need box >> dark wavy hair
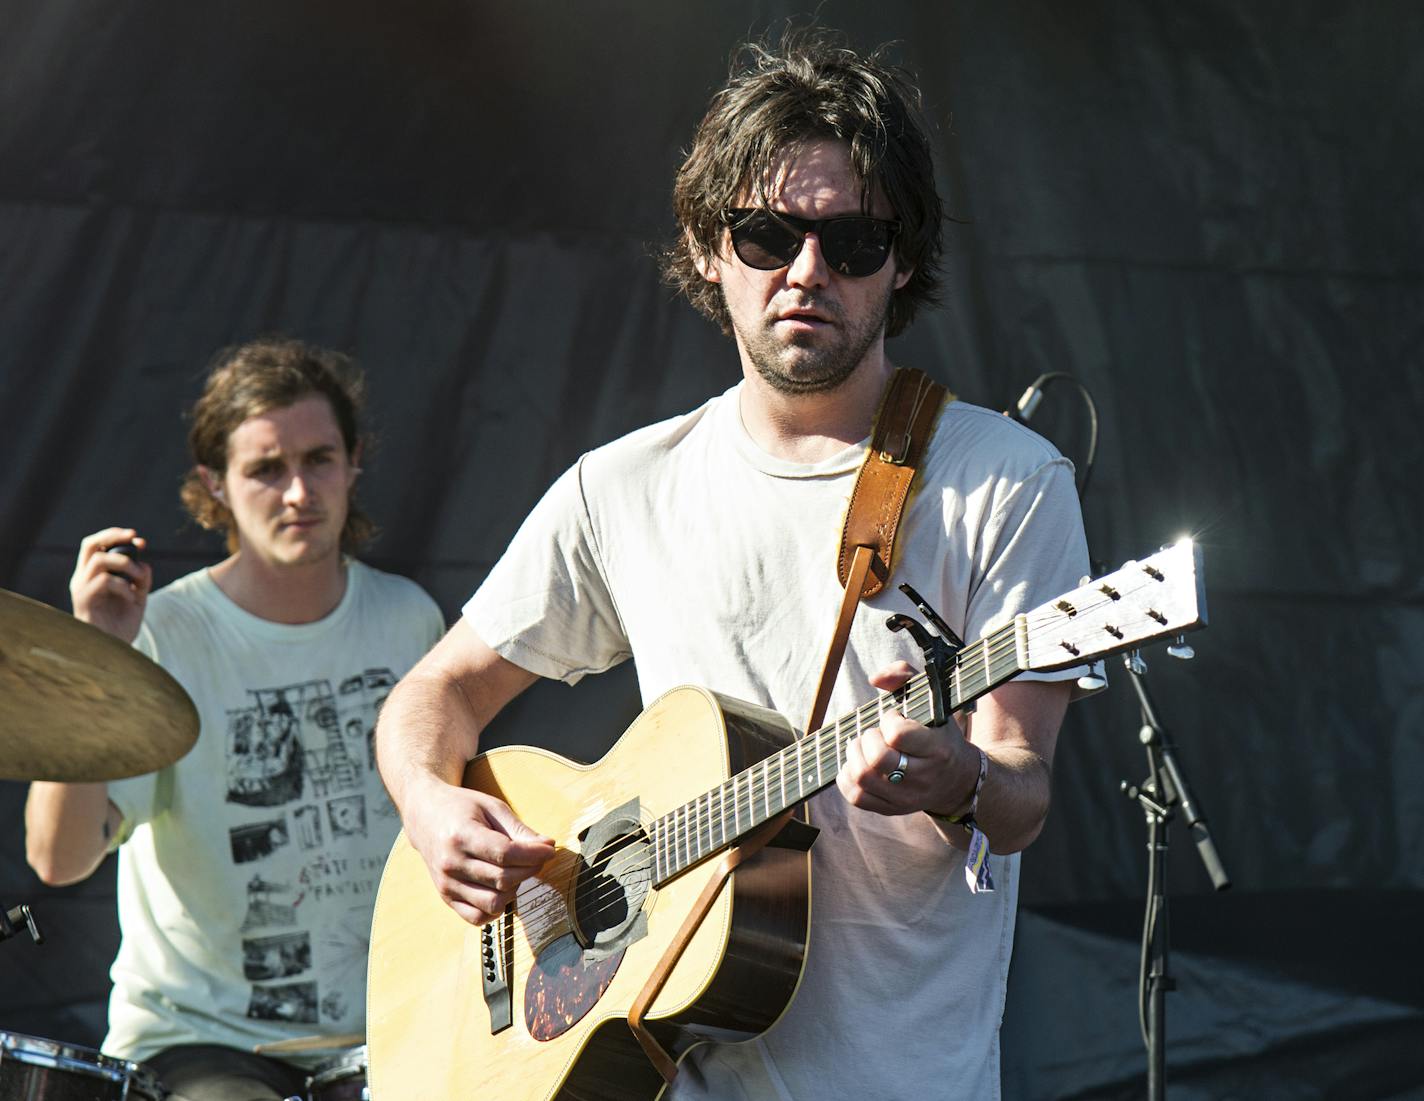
[663,28,943,338]
[180,337,375,554]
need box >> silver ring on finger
[887,751,909,785]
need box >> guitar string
[508,580,1150,936]
[509,657,1143,949]
[515,615,1022,908]
[514,623,1010,897]
[521,576,1188,951]
[506,677,948,943]
[511,650,1019,937]
[505,663,1007,955]
[511,601,1107,938]
[481,683,946,967]
[500,571,1179,938]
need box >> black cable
[1007,371,1100,501]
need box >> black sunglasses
[724,208,901,277]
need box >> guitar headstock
[1024,539,1207,672]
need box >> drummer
[24,338,444,1100]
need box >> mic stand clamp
[1,903,44,947]
[1119,648,1230,1101]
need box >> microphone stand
[1008,369,1230,1098]
[1120,648,1230,1101]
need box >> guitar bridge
[481,906,513,1034]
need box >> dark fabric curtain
[2,3,1421,1096]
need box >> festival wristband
[926,747,994,893]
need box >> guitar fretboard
[648,616,1028,885]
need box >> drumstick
[253,1032,364,1055]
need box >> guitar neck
[650,619,1026,885]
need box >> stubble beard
[734,284,896,397]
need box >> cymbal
[254,1032,364,1055]
[0,589,198,782]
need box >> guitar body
[367,686,813,1101]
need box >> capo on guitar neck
[896,582,964,651]
[886,583,961,727]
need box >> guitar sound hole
[572,823,652,954]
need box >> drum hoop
[0,1031,163,1093]
[308,1044,367,1087]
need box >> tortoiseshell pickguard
[524,933,625,1041]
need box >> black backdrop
[2,3,1421,1098]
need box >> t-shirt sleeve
[463,459,631,685]
[965,456,1097,687]
[105,620,168,844]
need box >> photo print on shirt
[224,669,398,808]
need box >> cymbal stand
[1120,647,1230,1100]
[1,903,44,948]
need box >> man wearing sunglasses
[379,28,1090,1100]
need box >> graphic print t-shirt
[104,562,444,1065]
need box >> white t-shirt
[464,383,1091,1101]
[105,560,444,1066]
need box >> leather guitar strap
[627,367,948,1082]
[806,366,950,734]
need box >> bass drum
[306,1045,368,1101]
[0,1031,167,1099]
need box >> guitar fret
[644,544,1200,888]
[669,809,678,876]
[691,792,703,866]
[659,814,669,880]
[706,789,716,861]
[682,794,695,869]
[716,783,727,849]
[658,667,987,883]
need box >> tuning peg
[1123,650,1148,676]
[1166,634,1195,660]
[1076,659,1108,692]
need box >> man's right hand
[402,778,555,927]
[71,527,152,643]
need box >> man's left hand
[835,660,977,818]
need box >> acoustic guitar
[367,539,1206,1100]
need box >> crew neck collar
[720,382,868,480]
[195,560,360,640]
